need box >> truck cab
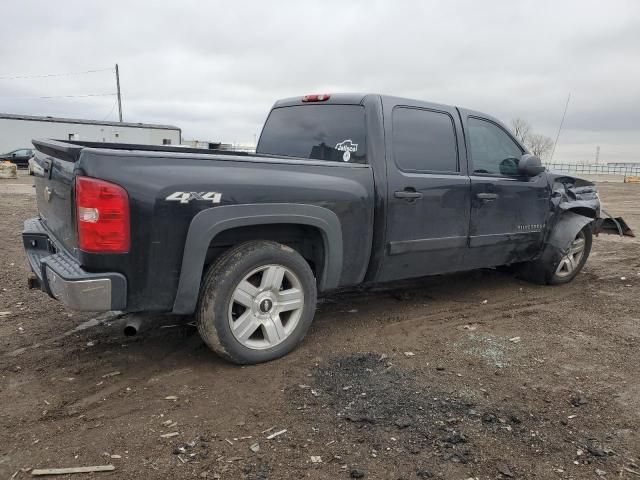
[257,94,552,283]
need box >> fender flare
[515,211,594,284]
[171,203,343,314]
[547,211,593,253]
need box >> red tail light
[76,176,130,253]
[302,93,330,102]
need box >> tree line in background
[510,118,554,160]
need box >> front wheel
[515,225,592,285]
[548,226,592,284]
[196,240,317,364]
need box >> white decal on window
[335,139,358,154]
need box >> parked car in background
[0,148,35,167]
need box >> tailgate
[31,139,83,255]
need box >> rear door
[378,99,471,282]
[460,112,549,268]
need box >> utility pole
[115,64,123,122]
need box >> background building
[182,139,256,152]
[182,139,222,150]
[0,113,181,153]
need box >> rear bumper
[22,218,127,311]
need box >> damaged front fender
[547,175,599,253]
[546,172,635,249]
[547,211,593,253]
[515,173,632,284]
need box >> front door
[379,102,471,282]
[461,113,549,269]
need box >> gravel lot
[1,172,638,479]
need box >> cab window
[392,107,458,173]
[257,105,367,164]
[468,117,523,175]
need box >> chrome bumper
[22,218,127,311]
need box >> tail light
[75,176,130,253]
[302,94,330,102]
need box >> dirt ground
[1,173,638,480]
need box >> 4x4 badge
[166,191,222,204]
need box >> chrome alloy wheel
[228,264,305,350]
[555,231,586,278]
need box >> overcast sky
[1,0,639,163]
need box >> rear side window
[257,105,367,163]
[392,107,458,173]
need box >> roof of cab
[271,93,506,131]
[273,93,461,114]
[273,93,369,107]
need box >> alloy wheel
[227,264,305,350]
[555,231,586,278]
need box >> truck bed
[34,139,254,159]
[30,139,376,312]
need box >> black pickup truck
[24,93,609,364]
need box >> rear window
[256,105,367,164]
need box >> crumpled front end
[548,175,633,241]
[550,176,599,214]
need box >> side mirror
[518,154,545,177]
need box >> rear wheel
[196,240,317,364]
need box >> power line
[0,67,114,80]
[0,93,117,99]
[101,98,119,121]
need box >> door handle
[476,192,499,201]
[394,189,423,200]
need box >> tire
[516,225,592,285]
[196,240,317,364]
[548,226,592,284]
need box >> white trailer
[0,113,181,153]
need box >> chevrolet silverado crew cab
[24,93,606,364]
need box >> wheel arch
[172,203,343,314]
[547,211,594,252]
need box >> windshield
[257,105,367,164]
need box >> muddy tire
[196,240,317,364]
[516,225,592,285]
